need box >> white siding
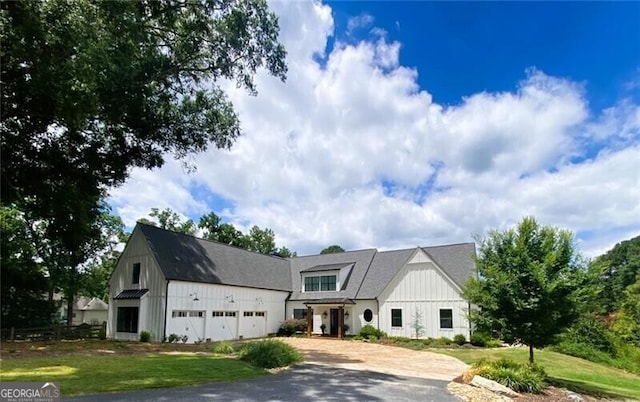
[166,281,288,343]
[350,300,378,335]
[108,228,167,341]
[378,254,470,339]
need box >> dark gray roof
[137,224,291,292]
[301,262,354,273]
[356,243,476,299]
[288,249,377,301]
[423,243,476,289]
[114,289,149,299]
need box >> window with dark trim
[132,263,141,284]
[363,309,373,322]
[293,308,307,319]
[391,309,402,327]
[440,309,453,329]
[304,275,337,292]
[117,307,139,333]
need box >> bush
[239,339,303,368]
[98,325,107,340]
[559,316,616,354]
[433,336,453,346]
[472,358,546,393]
[470,331,491,347]
[167,333,180,343]
[213,340,235,354]
[453,334,466,345]
[485,339,503,348]
[139,330,152,342]
[359,324,386,339]
[278,319,307,336]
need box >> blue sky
[110,1,640,257]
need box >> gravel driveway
[280,337,469,381]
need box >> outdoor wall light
[344,311,349,318]
[190,292,199,302]
[322,311,328,318]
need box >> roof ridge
[293,248,378,258]
[138,222,290,261]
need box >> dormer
[300,262,354,292]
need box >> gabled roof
[422,243,476,289]
[355,243,476,299]
[288,249,377,301]
[82,297,109,310]
[137,223,291,292]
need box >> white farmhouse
[108,223,475,342]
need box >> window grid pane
[440,309,453,329]
[391,309,402,327]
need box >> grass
[0,353,266,396]
[435,347,640,400]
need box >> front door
[330,309,339,336]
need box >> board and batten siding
[108,227,167,341]
[166,281,289,343]
[378,250,471,339]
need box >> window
[304,275,337,292]
[212,311,224,317]
[172,310,204,318]
[255,311,266,317]
[117,307,139,333]
[391,309,402,327]
[320,275,336,291]
[225,311,236,317]
[363,309,373,322]
[440,309,453,329]
[132,263,140,284]
[244,311,254,317]
[293,308,308,319]
[189,311,204,318]
[172,311,188,318]
[304,276,320,292]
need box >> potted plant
[320,323,326,335]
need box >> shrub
[278,319,307,336]
[486,339,503,348]
[470,331,491,347]
[559,315,616,355]
[239,339,303,368]
[472,358,546,393]
[359,324,386,339]
[167,333,180,343]
[433,336,453,346]
[139,330,152,342]
[98,326,107,340]
[213,340,235,354]
[453,334,466,345]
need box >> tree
[589,235,640,313]
[411,309,425,339]
[247,226,276,254]
[463,217,584,363]
[146,208,197,235]
[0,205,58,328]
[320,245,345,254]
[611,275,640,345]
[1,0,287,314]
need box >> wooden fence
[1,322,106,342]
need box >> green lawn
[435,347,640,400]
[0,353,266,396]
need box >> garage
[241,311,267,339]
[209,311,238,341]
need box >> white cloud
[347,13,374,35]
[109,1,640,258]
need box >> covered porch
[303,298,355,339]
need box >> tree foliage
[589,235,640,313]
[1,0,286,325]
[320,245,345,254]
[463,217,584,363]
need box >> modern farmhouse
[108,223,476,343]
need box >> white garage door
[209,311,238,341]
[241,311,267,339]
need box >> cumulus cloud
[109,1,640,258]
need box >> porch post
[306,306,312,337]
[338,305,344,339]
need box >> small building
[108,223,475,342]
[59,296,109,325]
